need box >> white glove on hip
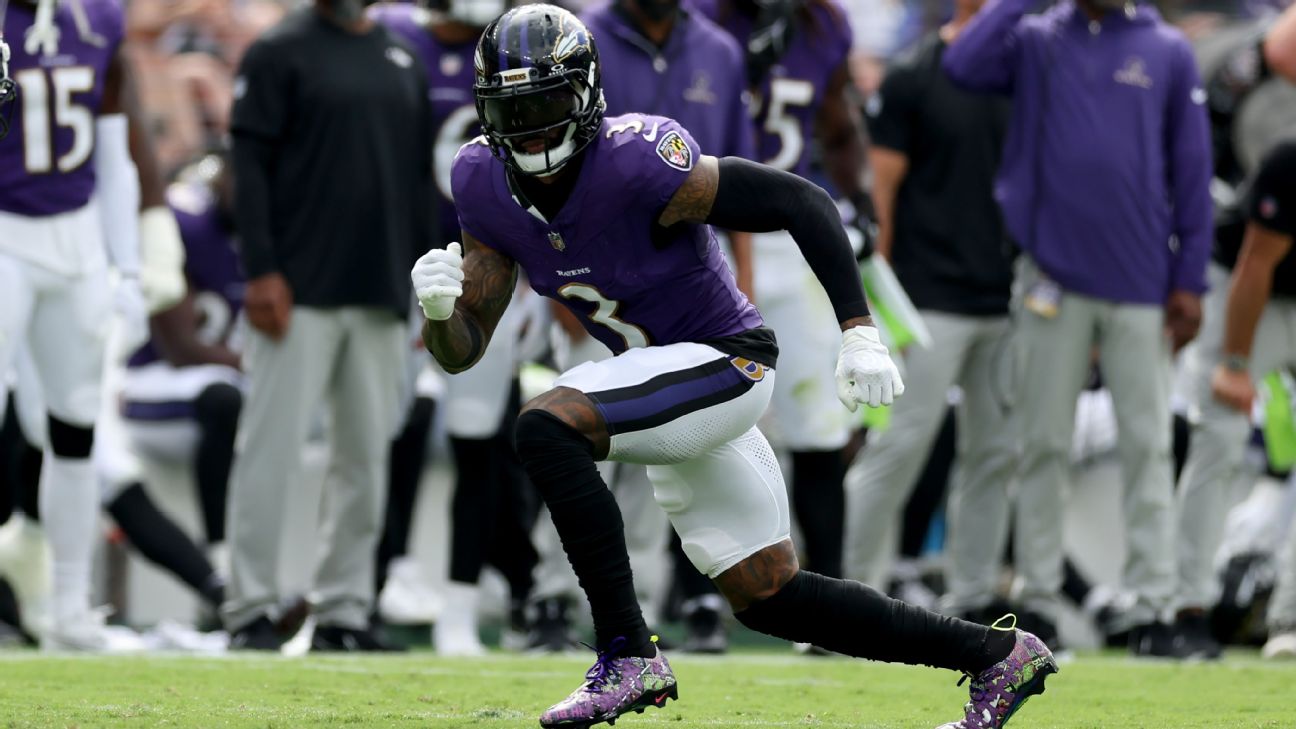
[140,207,188,314]
[835,325,905,411]
[412,242,464,321]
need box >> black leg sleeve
[0,398,20,526]
[16,438,41,522]
[376,396,434,594]
[485,425,539,602]
[191,383,241,545]
[790,449,847,579]
[900,408,956,558]
[448,435,501,585]
[107,483,224,607]
[735,570,1015,674]
[515,410,652,656]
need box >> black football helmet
[473,4,604,175]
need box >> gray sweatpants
[222,306,405,632]
[844,311,1016,614]
[1176,263,1296,611]
[1014,258,1175,625]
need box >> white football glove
[113,276,150,353]
[139,207,188,314]
[835,325,905,411]
[412,242,465,321]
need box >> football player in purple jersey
[0,0,183,652]
[412,6,1058,728]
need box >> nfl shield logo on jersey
[549,231,566,251]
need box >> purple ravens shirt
[0,0,125,216]
[370,4,479,246]
[582,4,754,160]
[128,184,245,368]
[693,0,852,177]
[452,114,763,354]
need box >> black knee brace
[47,416,93,459]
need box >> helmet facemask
[477,68,602,176]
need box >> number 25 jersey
[451,113,764,355]
[0,0,124,217]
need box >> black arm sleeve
[230,39,287,279]
[707,156,870,323]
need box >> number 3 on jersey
[559,283,649,349]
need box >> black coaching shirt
[231,9,432,317]
[1245,140,1296,298]
[866,33,1014,316]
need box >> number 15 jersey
[452,113,764,356]
[0,0,124,217]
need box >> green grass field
[1,650,1293,728]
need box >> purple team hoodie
[943,0,1213,304]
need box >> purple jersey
[0,0,125,216]
[452,114,763,354]
[370,4,478,245]
[694,0,852,178]
[582,4,754,160]
[128,184,245,368]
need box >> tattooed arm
[660,155,872,328]
[421,231,518,374]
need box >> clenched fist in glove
[835,325,905,410]
[412,242,465,321]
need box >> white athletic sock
[38,454,98,622]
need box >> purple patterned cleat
[540,637,678,728]
[937,617,1059,729]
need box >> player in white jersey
[0,0,184,651]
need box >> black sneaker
[230,617,284,651]
[311,624,405,652]
[1176,609,1222,660]
[1129,621,1185,658]
[1015,609,1065,653]
[527,598,575,653]
[682,606,728,654]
